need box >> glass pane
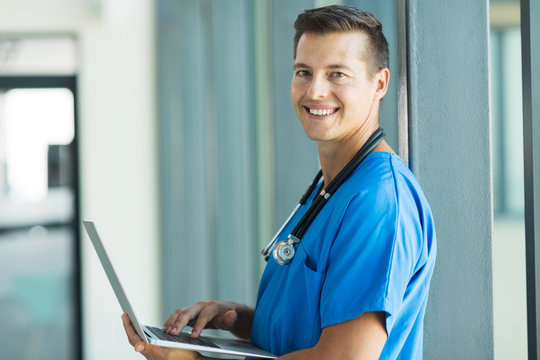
[490,1,527,358]
[0,87,76,360]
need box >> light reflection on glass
[4,88,74,202]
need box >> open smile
[304,106,339,117]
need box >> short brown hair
[293,5,389,76]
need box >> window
[0,36,80,360]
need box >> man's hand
[163,301,254,340]
[122,313,202,360]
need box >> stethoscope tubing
[261,169,323,260]
[291,129,385,241]
[261,203,301,261]
[261,128,385,263]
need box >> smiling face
[291,31,389,149]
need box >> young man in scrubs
[122,5,436,359]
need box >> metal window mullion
[396,0,409,166]
[521,0,540,358]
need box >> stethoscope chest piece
[273,235,300,265]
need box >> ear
[373,68,390,101]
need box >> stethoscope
[261,128,385,265]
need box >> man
[123,5,436,359]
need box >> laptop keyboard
[145,326,219,348]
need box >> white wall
[0,1,159,359]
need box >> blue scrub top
[251,152,436,359]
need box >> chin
[303,131,331,142]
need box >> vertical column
[158,0,260,314]
[212,0,258,305]
[407,1,494,358]
[158,0,215,311]
[396,0,408,164]
[521,0,540,358]
[253,0,276,274]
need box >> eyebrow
[293,63,354,72]
[293,63,310,70]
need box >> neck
[318,125,393,187]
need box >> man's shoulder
[339,152,432,222]
[342,152,412,196]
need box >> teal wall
[407,0,494,358]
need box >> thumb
[135,341,200,360]
[135,341,167,358]
[219,309,238,330]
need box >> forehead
[295,31,370,67]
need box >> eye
[296,70,311,77]
[331,71,346,78]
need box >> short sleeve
[320,176,420,334]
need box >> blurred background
[0,0,529,359]
[490,0,527,358]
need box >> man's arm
[280,311,387,360]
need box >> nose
[307,75,330,99]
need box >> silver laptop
[82,221,276,359]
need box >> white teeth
[309,108,335,116]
